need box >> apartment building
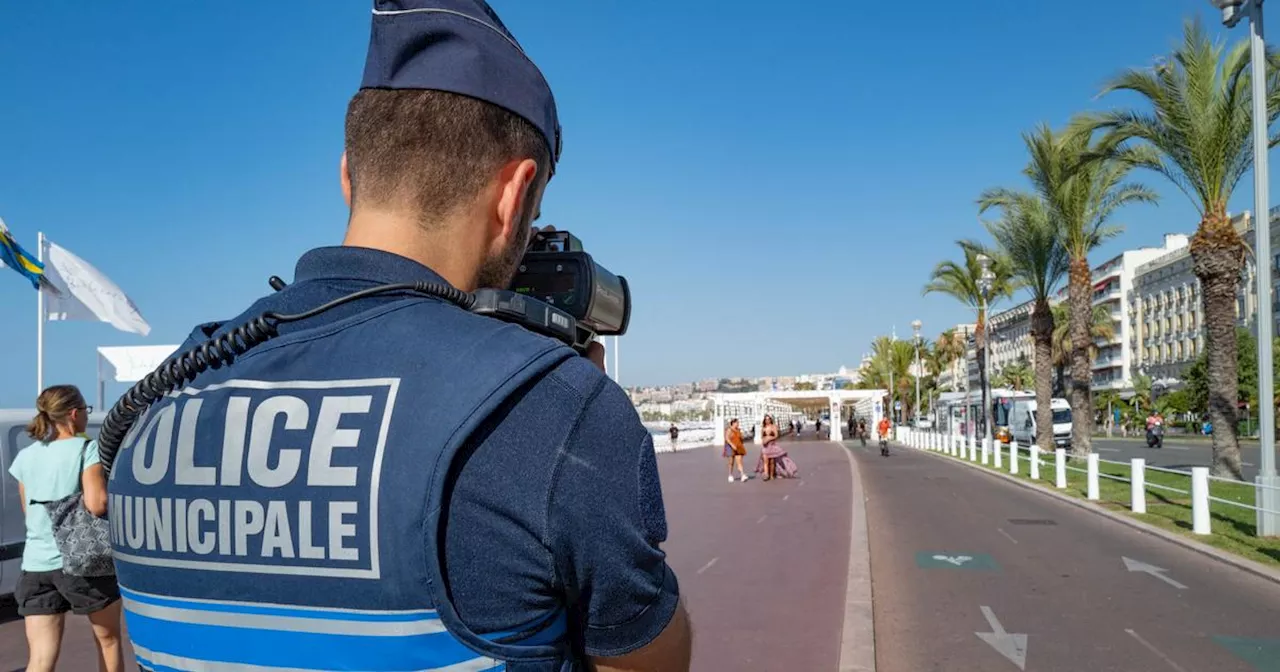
[987,299,1035,377]
[1041,234,1188,391]
[1129,211,1277,383]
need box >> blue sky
[0,0,1263,406]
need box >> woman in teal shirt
[8,385,123,672]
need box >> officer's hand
[585,340,607,373]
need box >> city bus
[935,388,1033,446]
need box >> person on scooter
[1146,410,1165,448]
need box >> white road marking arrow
[932,554,973,566]
[974,606,1028,670]
[1122,556,1188,590]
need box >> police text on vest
[108,378,399,579]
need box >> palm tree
[985,124,1157,456]
[1051,302,1116,395]
[1081,20,1280,478]
[997,358,1035,392]
[924,241,1015,438]
[863,335,919,422]
[1095,389,1123,436]
[1131,373,1154,417]
[978,191,1068,452]
[934,328,968,392]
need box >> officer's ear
[490,157,542,251]
[340,152,353,208]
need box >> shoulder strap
[75,439,90,494]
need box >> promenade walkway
[0,439,866,672]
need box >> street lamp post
[977,254,996,450]
[912,320,923,428]
[1212,0,1279,535]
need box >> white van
[0,409,105,597]
[1009,398,1072,449]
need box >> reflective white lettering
[187,499,216,555]
[234,500,265,557]
[125,496,144,549]
[111,494,124,545]
[220,397,251,486]
[217,499,232,555]
[261,501,295,559]
[175,499,188,553]
[297,501,324,560]
[329,501,359,561]
[247,396,306,487]
[132,405,175,485]
[174,399,216,486]
[144,498,173,552]
[307,396,371,487]
[114,495,371,564]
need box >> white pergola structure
[711,389,888,445]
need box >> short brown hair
[344,89,550,227]
[27,385,86,442]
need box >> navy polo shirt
[166,246,679,659]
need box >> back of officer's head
[340,1,561,290]
[343,89,550,229]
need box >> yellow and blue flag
[0,218,49,291]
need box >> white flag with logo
[42,238,151,336]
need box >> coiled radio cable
[97,281,473,474]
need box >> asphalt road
[1092,437,1264,481]
[0,439,853,672]
[855,440,1280,672]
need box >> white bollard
[969,434,977,461]
[1191,467,1211,535]
[949,433,957,456]
[1009,440,1019,475]
[981,438,990,465]
[1131,458,1146,514]
[1055,449,1067,489]
[994,440,1003,469]
[1030,445,1040,480]
[1087,453,1100,500]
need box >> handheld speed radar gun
[473,229,631,350]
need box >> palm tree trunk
[1032,299,1055,454]
[1069,257,1093,456]
[1190,209,1245,479]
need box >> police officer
[106,2,691,670]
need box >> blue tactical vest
[108,293,579,671]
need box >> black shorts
[15,569,120,616]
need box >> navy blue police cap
[360,0,563,169]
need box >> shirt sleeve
[83,440,102,468]
[8,448,24,482]
[547,380,680,657]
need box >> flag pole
[36,231,45,394]
[96,350,105,411]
